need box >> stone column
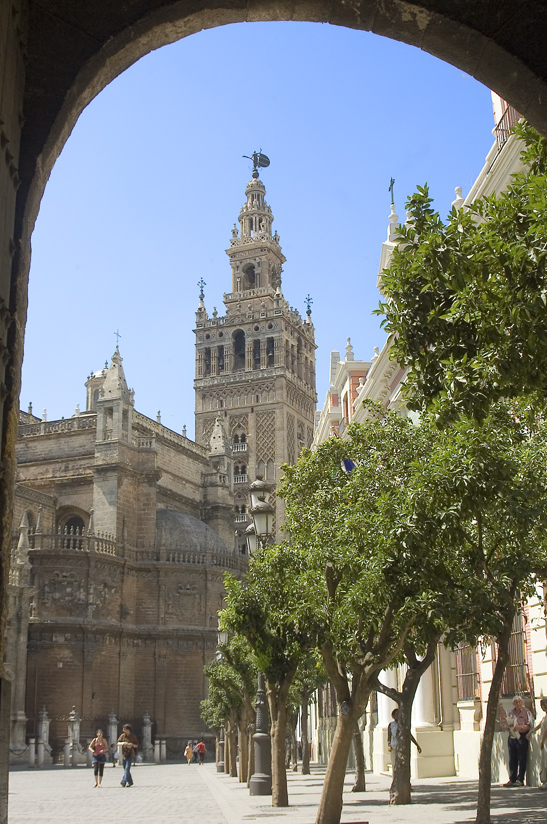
[154,740,160,764]
[108,711,118,757]
[142,713,153,762]
[63,740,71,767]
[413,665,438,727]
[160,740,167,763]
[36,740,44,768]
[28,739,35,769]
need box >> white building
[312,94,547,786]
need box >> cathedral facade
[6,167,318,763]
[7,348,242,760]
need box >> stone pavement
[7,762,547,824]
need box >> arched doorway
[2,3,547,819]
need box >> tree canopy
[379,123,547,424]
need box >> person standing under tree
[387,709,422,758]
[118,724,139,787]
[503,696,534,786]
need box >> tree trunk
[352,720,366,792]
[239,701,255,784]
[269,694,289,806]
[301,691,310,775]
[315,707,361,824]
[476,608,515,824]
[247,723,255,787]
[227,716,238,778]
[390,694,413,804]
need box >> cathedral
[6,166,317,762]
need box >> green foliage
[278,408,439,674]
[404,402,547,646]
[200,635,257,730]
[220,542,316,686]
[378,123,547,424]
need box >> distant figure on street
[88,729,108,788]
[503,696,534,786]
[534,697,547,788]
[192,742,199,763]
[197,740,206,765]
[387,709,422,757]
[110,742,119,767]
[184,742,193,765]
[118,724,139,787]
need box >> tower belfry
[194,166,317,546]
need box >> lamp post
[216,631,229,773]
[247,478,274,795]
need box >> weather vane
[114,329,122,347]
[305,294,313,318]
[243,150,270,178]
[198,278,206,301]
[388,177,395,206]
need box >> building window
[218,345,225,372]
[455,642,480,701]
[233,330,245,371]
[204,348,211,376]
[493,611,531,696]
[253,339,261,370]
[266,337,274,367]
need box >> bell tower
[194,163,317,545]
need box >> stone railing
[18,414,97,439]
[16,528,117,556]
[132,412,206,459]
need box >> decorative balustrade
[234,513,248,523]
[18,414,97,439]
[13,527,117,556]
[232,442,247,452]
[494,105,520,152]
[233,474,248,484]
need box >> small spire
[198,278,206,302]
[387,203,399,242]
[157,411,161,424]
[452,186,465,211]
[182,425,187,438]
[305,294,313,322]
[42,409,47,422]
[28,402,32,415]
[345,338,354,362]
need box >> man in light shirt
[503,696,534,786]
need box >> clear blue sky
[23,22,494,439]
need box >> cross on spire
[305,294,313,317]
[388,177,395,206]
[114,329,122,347]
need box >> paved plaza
[7,762,547,824]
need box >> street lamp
[248,478,274,550]
[248,477,274,796]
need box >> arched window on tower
[266,337,275,367]
[253,339,261,370]
[243,264,256,289]
[233,330,245,371]
[204,348,211,377]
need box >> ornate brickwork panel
[256,410,276,465]
[286,413,295,466]
[199,416,217,446]
[229,414,249,436]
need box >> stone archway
[2,2,547,820]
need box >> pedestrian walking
[197,739,206,764]
[184,742,193,765]
[117,724,139,787]
[88,729,108,788]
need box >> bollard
[160,739,167,763]
[64,739,71,767]
[28,738,35,769]
[37,739,44,768]
[154,740,160,764]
